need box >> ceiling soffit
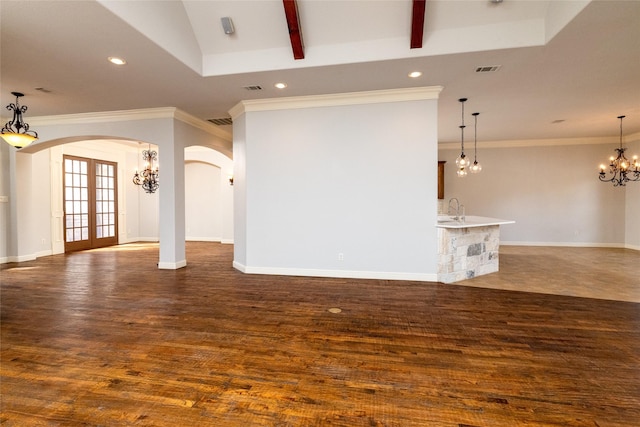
[98,0,589,78]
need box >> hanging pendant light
[470,112,482,174]
[599,115,639,186]
[1,92,38,148]
[133,144,159,193]
[455,98,469,177]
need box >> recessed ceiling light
[275,82,287,89]
[408,71,422,78]
[108,56,126,65]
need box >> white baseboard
[232,261,437,282]
[0,253,37,263]
[501,241,628,248]
[186,236,221,242]
[158,259,187,270]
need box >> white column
[157,133,186,269]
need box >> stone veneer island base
[437,216,515,284]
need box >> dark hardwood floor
[1,242,639,426]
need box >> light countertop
[437,215,515,229]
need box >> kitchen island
[437,215,515,283]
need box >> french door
[63,155,118,252]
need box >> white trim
[158,259,187,270]
[36,249,53,258]
[221,239,234,244]
[3,253,38,263]
[186,236,222,242]
[439,131,640,150]
[501,241,628,248]
[624,243,640,251]
[28,107,179,126]
[232,262,438,282]
[229,86,443,118]
[27,107,232,142]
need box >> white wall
[439,138,640,248]
[232,88,441,281]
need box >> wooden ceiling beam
[410,0,426,49]
[283,0,304,60]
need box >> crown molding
[438,131,640,150]
[22,107,232,142]
[229,86,443,119]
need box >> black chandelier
[133,145,159,193]
[599,115,639,186]
[1,92,38,148]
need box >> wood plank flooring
[1,243,639,426]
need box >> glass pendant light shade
[470,160,482,173]
[0,132,37,148]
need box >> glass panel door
[64,156,91,252]
[63,155,118,252]
[94,161,118,248]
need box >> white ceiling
[1,0,639,146]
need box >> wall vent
[475,65,501,73]
[208,117,233,126]
[243,85,263,91]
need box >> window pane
[65,187,73,200]
[73,215,81,227]
[96,202,102,213]
[108,213,115,224]
[73,173,80,187]
[108,202,114,213]
[80,161,87,174]
[81,188,88,201]
[73,201,80,213]
[66,216,73,228]
[73,160,80,173]
[80,201,88,214]
[108,189,114,201]
[81,214,88,227]
[81,228,88,240]
[96,189,102,201]
[66,229,74,242]
[65,159,72,170]
[96,227,102,238]
[66,201,73,213]
[74,228,82,241]
[81,175,87,187]
[109,225,115,237]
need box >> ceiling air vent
[243,85,263,91]
[208,117,233,126]
[475,65,501,73]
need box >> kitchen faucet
[448,198,465,222]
